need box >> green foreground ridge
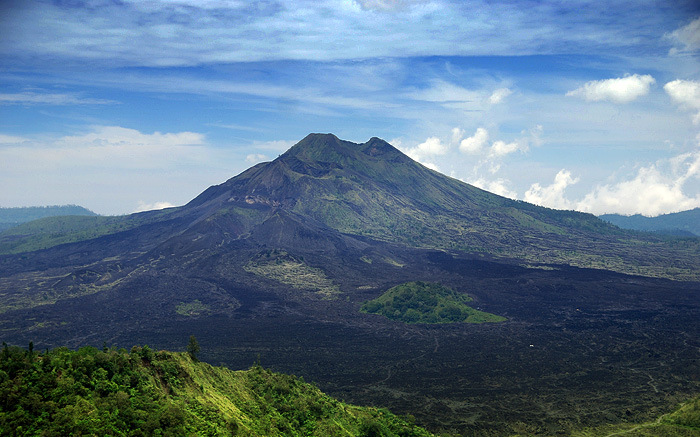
[361,281,506,324]
[0,344,435,437]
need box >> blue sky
[1,0,699,216]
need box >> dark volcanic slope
[1,133,700,435]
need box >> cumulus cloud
[525,147,700,216]
[664,79,700,124]
[404,136,448,162]
[459,128,489,154]
[471,178,517,199]
[524,170,579,210]
[134,201,176,213]
[576,150,700,216]
[667,17,700,55]
[489,140,522,157]
[566,74,655,103]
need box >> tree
[187,335,200,361]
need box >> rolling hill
[0,205,97,232]
[601,208,700,237]
[1,133,699,435]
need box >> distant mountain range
[0,205,96,232]
[600,208,700,237]
[1,133,699,435]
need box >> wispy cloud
[134,201,175,213]
[0,126,230,215]
[566,74,655,104]
[667,16,700,55]
[0,91,117,106]
[0,0,678,67]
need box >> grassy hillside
[0,344,436,437]
[572,396,700,437]
[0,208,178,255]
[361,281,506,324]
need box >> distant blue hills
[600,208,700,237]
[0,205,97,232]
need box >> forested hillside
[0,344,434,437]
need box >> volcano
[1,133,699,435]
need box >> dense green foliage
[0,344,435,437]
[361,281,506,324]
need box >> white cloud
[576,151,700,216]
[667,17,700,55]
[134,201,175,213]
[488,88,512,104]
[524,169,579,210]
[0,134,29,144]
[566,74,655,103]
[246,153,269,164]
[489,140,522,157]
[404,136,448,162]
[664,79,700,124]
[55,126,205,150]
[450,127,464,146]
[2,0,677,66]
[522,146,700,216]
[409,82,514,111]
[459,128,489,154]
[471,178,517,199]
[354,0,425,12]
[0,126,228,215]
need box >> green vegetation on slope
[361,281,506,324]
[571,395,700,437]
[0,209,176,255]
[0,343,435,437]
[244,249,341,298]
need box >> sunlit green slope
[0,344,435,437]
